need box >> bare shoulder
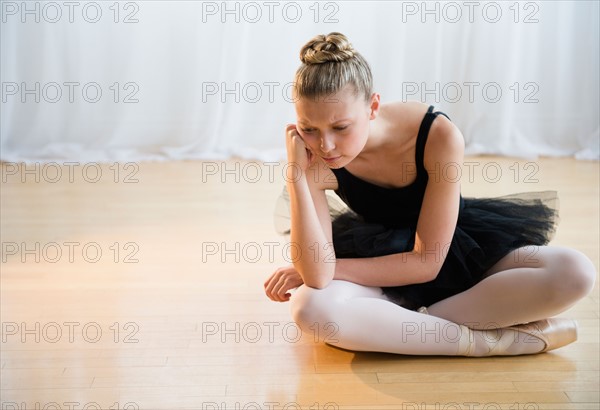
[377,100,433,135]
[383,100,429,111]
[377,101,462,151]
[371,100,464,180]
[424,110,465,168]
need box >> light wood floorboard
[1,157,598,409]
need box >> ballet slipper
[416,307,577,356]
[457,324,476,356]
[504,318,578,353]
[479,317,578,356]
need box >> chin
[323,156,352,169]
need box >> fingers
[286,124,299,141]
[285,123,298,133]
[289,132,305,147]
[264,267,286,302]
[270,280,288,302]
[272,274,294,301]
[285,124,315,172]
[264,266,301,302]
[285,124,305,148]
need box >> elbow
[424,263,443,283]
[410,246,444,283]
[411,254,443,283]
[296,265,335,290]
[302,271,334,289]
[303,278,331,290]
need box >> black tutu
[274,188,559,310]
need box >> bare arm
[333,115,465,286]
[285,125,337,289]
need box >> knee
[290,284,337,334]
[548,248,597,301]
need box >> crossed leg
[289,245,596,356]
[290,280,476,356]
[426,245,596,328]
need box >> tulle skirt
[274,188,559,310]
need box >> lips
[322,156,341,163]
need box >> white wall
[1,0,598,162]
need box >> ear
[368,92,381,120]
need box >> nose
[320,134,336,153]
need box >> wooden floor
[1,156,598,409]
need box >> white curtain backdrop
[1,0,598,162]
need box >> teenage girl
[264,32,596,356]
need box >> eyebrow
[298,119,351,126]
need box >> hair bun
[300,32,356,64]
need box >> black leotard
[328,106,559,310]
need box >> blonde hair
[294,32,373,102]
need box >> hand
[285,124,314,175]
[264,264,304,302]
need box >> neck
[357,118,386,161]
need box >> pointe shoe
[460,318,577,357]
[505,318,578,353]
[416,307,577,356]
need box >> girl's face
[295,85,379,169]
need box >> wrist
[285,160,308,184]
[285,170,308,188]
